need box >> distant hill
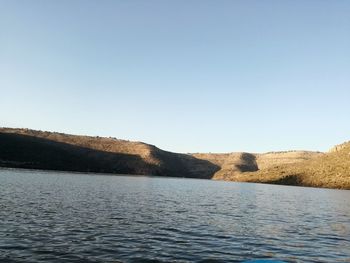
[239,142,350,189]
[0,128,219,179]
[0,128,349,189]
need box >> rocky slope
[0,128,219,179]
[192,152,258,180]
[192,151,323,180]
[0,128,349,189]
[239,143,350,189]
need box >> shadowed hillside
[0,128,219,179]
[0,128,349,189]
[192,152,258,180]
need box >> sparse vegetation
[0,128,349,189]
[0,128,219,179]
[240,144,350,189]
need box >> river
[0,169,349,262]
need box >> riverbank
[1,127,349,189]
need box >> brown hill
[192,151,323,181]
[237,143,350,189]
[192,152,258,180]
[0,128,219,179]
[0,128,349,189]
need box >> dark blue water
[1,169,349,263]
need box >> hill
[0,128,219,179]
[0,128,349,189]
[192,151,323,180]
[238,143,350,189]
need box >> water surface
[1,169,349,262]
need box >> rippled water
[1,169,350,263]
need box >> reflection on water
[0,169,349,263]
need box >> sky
[1,0,350,153]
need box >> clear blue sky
[1,0,349,153]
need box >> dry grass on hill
[0,128,218,179]
[193,152,258,180]
[240,144,350,189]
[1,127,349,189]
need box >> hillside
[192,151,323,181]
[0,128,349,189]
[238,143,350,189]
[192,152,258,180]
[0,128,219,179]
